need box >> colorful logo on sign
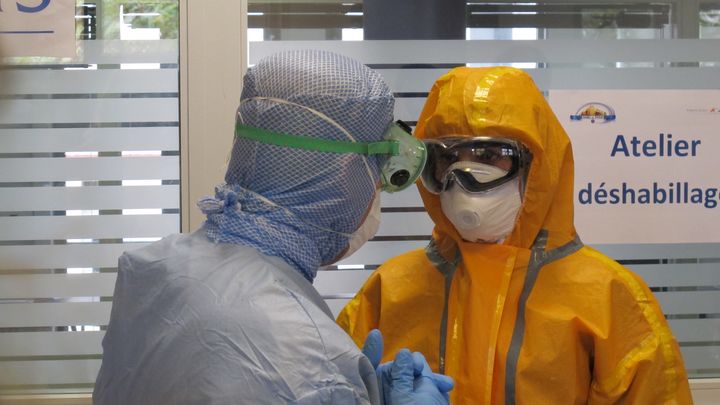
[686,107,720,114]
[570,102,616,123]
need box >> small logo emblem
[570,102,616,123]
[686,107,720,114]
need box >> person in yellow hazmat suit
[337,66,693,404]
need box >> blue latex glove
[362,329,384,368]
[381,349,451,405]
[411,352,454,400]
[362,329,454,405]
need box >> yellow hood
[416,66,577,252]
[339,68,692,405]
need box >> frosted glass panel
[0,360,102,387]
[250,39,720,65]
[0,1,180,395]
[0,127,178,153]
[0,274,117,299]
[0,156,179,182]
[0,214,180,240]
[0,332,104,357]
[0,244,151,270]
[1,68,178,94]
[0,98,178,124]
[1,303,113,329]
[0,185,179,211]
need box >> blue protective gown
[95,49,395,404]
[93,230,379,405]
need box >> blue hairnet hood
[199,50,394,282]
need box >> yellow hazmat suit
[338,67,692,404]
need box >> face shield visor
[421,137,531,195]
[235,120,426,193]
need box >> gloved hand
[362,329,384,368]
[362,329,454,405]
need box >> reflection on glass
[247,1,675,41]
[700,3,720,39]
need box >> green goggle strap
[235,124,400,156]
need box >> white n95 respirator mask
[440,177,522,243]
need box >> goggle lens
[421,138,526,194]
[379,121,427,193]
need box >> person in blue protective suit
[93,49,451,405]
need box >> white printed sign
[0,0,76,57]
[549,90,720,244]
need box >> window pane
[0,0,180,395]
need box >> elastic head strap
[235,124,400,156]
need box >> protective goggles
[421,137,531,194]
[235,120,426,193]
